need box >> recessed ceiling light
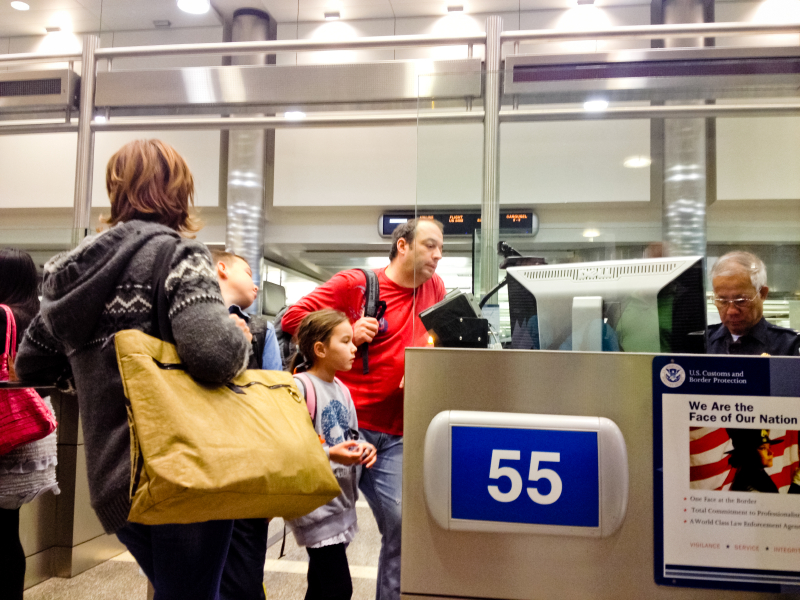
[284,111,306,120]
[177,0,210,15]
[623,156,652,168]
[583,99,609,111]
[324,11,340,20]
[10,2,30,11]
[45,26,62,33]
[448,5,464,11]
[153,20,172,28]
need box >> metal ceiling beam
[0,51,81,66]
[501,21,800,43]
[94,33,487,59]
[6,102,800,135]
[88,111,484,132]
[0,123,78,135]
[499,103,800,121]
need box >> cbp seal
[660,363,686,388]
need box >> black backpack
[274,268,385,374]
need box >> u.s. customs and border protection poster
[654,355,800,592]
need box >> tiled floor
[23,502,380,600]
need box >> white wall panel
[0,134,77,208]
[394,13,516,61]
[0,37,11,72]
[717,116,800,201]
[417,123,483,207]
[277,20,394,67]
[274,126,417,206]
[715,1,800,48]
[518,5,650,55]
[499,120,651,204]
[108,27,224,70]
[91,131,221,207]
[0,131,220,209]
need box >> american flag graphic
[690,428,800,492]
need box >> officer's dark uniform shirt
[707,317,800,356]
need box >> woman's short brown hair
[103,139,199,234]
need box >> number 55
[487,450,563,505]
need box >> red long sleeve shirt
[282,267,446,435]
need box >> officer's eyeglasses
[713,292,760,309]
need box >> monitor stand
[572,296,603,352]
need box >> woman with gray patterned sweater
[15,139,252,600]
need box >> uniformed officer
[726,429,781,493]
[707,251,800,356]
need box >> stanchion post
[479,16,502,299]
[72,34,98,247]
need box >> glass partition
[416,59,800,352]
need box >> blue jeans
[116,520,234,600]
[358,428,403,600]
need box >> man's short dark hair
[389,218,444,261]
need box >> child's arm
[328,441,364,465]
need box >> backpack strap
[332,376,347,394]
[150,236,180,344]
[294,372,317,421]
[294,374,348,423]
[354,268,386,375]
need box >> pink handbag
[0,304,57,455]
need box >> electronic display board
[379,211,537,237]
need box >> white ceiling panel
[98,6,221,31]
[0,0,760,41]
[0,8,100,37]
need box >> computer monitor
[506,256,706,354]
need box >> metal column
[479,16,502,299]
[225,8,276,313]
[659,0,711,257]
[72,34,98,246]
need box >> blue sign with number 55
[450,426,599,527]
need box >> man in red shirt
[282,218,445,600]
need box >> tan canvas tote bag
[115,328,340,525]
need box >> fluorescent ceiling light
[324,11,340,20]
[582,228,600,238]
[177,0,210,15]
[623,156,652,168]
[284,111,306,120]
[448,5,464,11]
[10,2,30,10]
[583,99,608,111]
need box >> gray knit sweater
[15,221,250,533]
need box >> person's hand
[399,376,404,389]
[229,313,253,342]
[328,441,364,465]
[357,441,377,468]
[353,317,379,346]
